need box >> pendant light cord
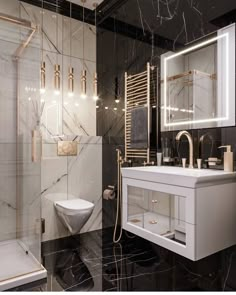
[70,1,72,66]
[41,0,44,62]
[56,0,59,64]
[94,3,97,73]
[82,1,85,70]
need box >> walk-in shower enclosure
[0,4,46,291]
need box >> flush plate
[57,141,78,156]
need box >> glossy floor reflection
[39,228,236,291]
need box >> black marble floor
[35,228,236,292]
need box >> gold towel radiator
[125,62,158,165]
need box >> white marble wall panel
[40,54,96,142]
[41,143,69,242]
[67,136,102,234]
[41,136,102,242]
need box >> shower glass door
[0,9,45,288]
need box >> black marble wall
[97,0,236,230]
[97,24,162,228]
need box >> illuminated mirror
[161,23,235,131]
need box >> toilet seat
[55,199,94,215]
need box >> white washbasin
[121,166,236,188]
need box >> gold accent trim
[54,64,60,91]
[57,141,78,156]
[68,66,74,94]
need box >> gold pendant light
[68,66,74,97]
[115,77,120,103]
[81,69,87,99]
[80,0,87,99]
[54,64,60,95]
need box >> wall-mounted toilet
[54,198,94,235]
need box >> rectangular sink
[121,166,236,188]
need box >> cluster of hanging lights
[40,0,99,101]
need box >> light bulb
[93,95,99,101]
[68,92,74,97]
[80,93,87,99]
[40,88,46,94]
[115,99,120,104]
[54,90,60,96]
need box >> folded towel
[130,107,148,149]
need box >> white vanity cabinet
[121,166,236,261]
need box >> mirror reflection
[161,23,235,131]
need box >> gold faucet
[176,130,194,169]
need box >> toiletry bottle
[218,145,234,172]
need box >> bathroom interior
[1,0,236,292]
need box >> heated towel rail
[124,62,158,164]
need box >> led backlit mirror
[161,23,235,131]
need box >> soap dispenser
[218,145,234,172]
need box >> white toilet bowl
[54,198,94,235]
